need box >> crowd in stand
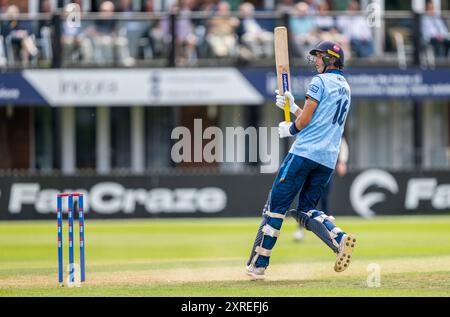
[422,1,450,58]
[0,1,39,66]
[0,0,449,67]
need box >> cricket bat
[274,26,291,122]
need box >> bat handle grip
[284,97,291,122]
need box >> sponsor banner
[0,73,47,105]
[1,170,450,220]
[241,68,450,100]
[22,68,264,106]
[2,67,450,106]
[0,175,274,220]
[330,169,450,218]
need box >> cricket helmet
[309,41,344,68]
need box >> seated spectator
[117,0,146,59]
[0,0,8,14]
[313,1,351,61]
[118,0,132,12]
[192,0,218,58]
[83,1,134,66]
[337,1,374,58]
[142,0,154,14]
[61,2,87,63]
[315,1,335,32]
[193,0,217,24]
[421,1,450,57]
[1,5,38,65]
[38,0,53,28]
[304,0,319,13]
[37,0,53,61]
[139,0,166,58]
[206,1,240,58]
[276,0,295,13]
[237,2,273,59]
[160,0,199,65]
[289,1,318,57]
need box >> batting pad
[290,209,343,253]
[247,197,286,269]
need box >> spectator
[289,1,318,57]
[304,0,320,13]
[36,0,53,61]
[160,0,199,65]
[143,0,154,13]
[315,1,335,32]
[314,1,351,61]
[194,0,218,16]
[337,1,374,58]
[1,0,9,13]
[118,0,133,12]
[237,2,273,59]
[83,1,134,66]
[421,1,450,58]
[140,0,165,58]
[118,0,146,59]
[206,1,240,58]
[1,5,38,65]
[70,0,84,12]
[193,0,217,58]
[193,0,217,17]
[38,0,53,28]
[61,2,88,63]
[276,0,295,13]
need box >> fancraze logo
[350,169,398,218]
[350,169,450,218]
[8,183,227,215]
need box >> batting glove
[278,121,300,138]
[275,90,299,114]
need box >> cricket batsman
[246,41,356,280]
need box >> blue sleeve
[306,75,324,103]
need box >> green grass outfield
[1,215,450,296]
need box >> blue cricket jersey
[289,69,351,169]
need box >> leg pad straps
[255,246,272,257]
[262,224,280,238]
[265,211,285,219]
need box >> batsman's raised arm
[277,68,325,138]
[277,97,318,138]
[294,97,318,131]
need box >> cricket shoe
[334,233,357,272]
[245,264,266,280]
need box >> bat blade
[274,26,291,122]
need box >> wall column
[61,107,75,175]
[131,106,145,173]
[96,107,111,174]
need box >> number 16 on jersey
[274,26,291,122]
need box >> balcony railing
[0,10,449,69]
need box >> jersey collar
[325,69,344,75]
